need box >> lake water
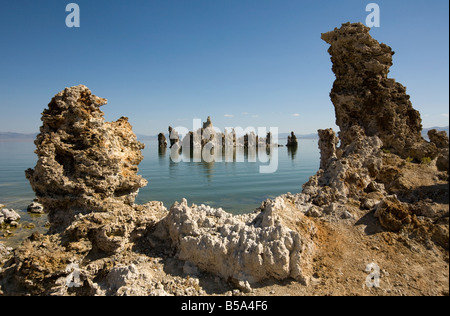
[0,138,319,245]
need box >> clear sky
[0,0,448,135]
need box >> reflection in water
[167,145,281,181]
[158,147,166,159]
[199,161,215,182]
[287,145,298,160]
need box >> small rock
[306,206,322,218]
[235,280,252,293]
[341,210,353,219]
[9,221,20,227]
[1,209,21,222]
[27,202,45,214]
[362,198,379,210]
[28,232,42,241]
[23,222,36,229]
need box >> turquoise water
[137,139,319,213]
[0,138,319,215]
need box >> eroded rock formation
[294,23,449,248]
[25,85,147,232]
[155,198,316,287]
[1,23,448,296]
[428,129,449,172]
[286,132,298,148]
[270,24,449,255]
[321,22,437,160]
[318,129,339,170]
[158,133,167,148]
[0,86,318,296]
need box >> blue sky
[0,0,448,135]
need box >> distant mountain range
[0,132,37,141]
[2,126,448,142]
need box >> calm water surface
[0,138,319,245]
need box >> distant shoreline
[1,126,448,142]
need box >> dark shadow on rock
[398,183,449,205]
[131,231,233,295]
[355,211,386,235]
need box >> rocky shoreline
[0,22,448,296]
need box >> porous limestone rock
[374,195,418,232]
[428,129,449,149]
[25,85,147,232]
[318,129,339,170]
[305,126,383,205]
[321,22,437,160]
[428,129,449,172]
[155,197,316,285]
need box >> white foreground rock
[155,197,316,285]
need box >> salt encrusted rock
[1,209,21,223]
[155,198,316,285]
[321,22,437,161]
[27,201,45,214]
[25,85,147,232]
[64,201,167,255]
[304,126,383,204]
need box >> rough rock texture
[155,198,316,286]
[280,23,449,255]
[25,85,147,232]
[428,129,449,172]
[0,242,10,264]
[318,129,339,170]
[1,209,21,223]
[0,85,174,295]
[428,129,449,149]
[27,201,45,214]
[321,22,437,160]
[305,126,384,205]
